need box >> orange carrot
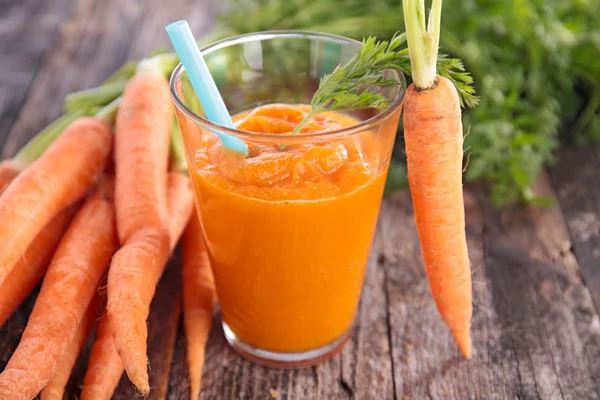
[0,111,87,198]
[40,293,104,400]
[166,172,194,250]
[79,314,123,400]
[0,181,118,399]
[182,214,216,400]
[0,206,76,327]
[402,0,472,358]
[109,71,181,393]
[0,161,20,196]
[114,72,172,242]
[0,117,113,286]
[83,173,192,399]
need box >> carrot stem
[290,109,316,136]
[95,97,122,124]
[279,109,316,150]
[64,80,127,114]
[12,109,87,170]
[64,54,177,119]
[136,53,179,78]
[403,0,440,89]
[103,61,138,84]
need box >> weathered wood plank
[0,0,151,158]
[339,245,395,400]
[380,174,600,399]
[482,172,600,399]
[380,190,489,400]
[167,323,192,399]
[0,0,77,148]
[123,0,222,60]
[548,145,600,314]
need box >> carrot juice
[170,31,405,366]
[176,103,400,358]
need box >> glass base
[223,321,351,368]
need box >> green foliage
[290,33,477,136]
[212,0,600,206]
[310,35,408,115]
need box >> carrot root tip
[451,328,472,360]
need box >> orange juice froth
[187,104,392,353]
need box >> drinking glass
[171,30,406,367]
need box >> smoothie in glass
[171,31,405,367]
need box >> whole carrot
[0,206,77,327]
[40,293,104,400]
[0,117,113,286]
[402,0,473,358]
[82,173,192,399]
[0,181,118,399]
[182,214,216,400]
[108,68,172,394]
[108,67,188,390]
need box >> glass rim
[169,30,407,141]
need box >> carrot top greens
[403,0,441,90]
[288,32,478,136]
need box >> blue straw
[166,20,248,156]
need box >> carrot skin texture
[80,314,123,400]
[182,214,216,400]
[108,72,176,395]
[90,174,191,397]
[40,293,104,400]
[0,117,113,286]
[107,192,192,394]
[0,160,21,196]
[108,227,170,395]
[0,183,119,399]
[0,206,76,327]
[115,72,172,242]
[166,172,194,250]
[403,76,473,359]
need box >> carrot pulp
[182,104,393,353]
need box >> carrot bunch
[0,8,478,397]
[0,54,215,399]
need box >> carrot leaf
[287,32,477,138]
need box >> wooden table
[1,1,599,399]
